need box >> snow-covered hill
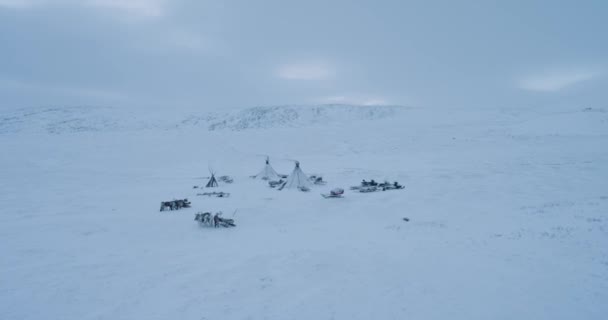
[0,104,407,134]
[1,104,607,320]
[204,104,403,131]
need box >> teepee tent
[254,157,280,181]
[206,170,219,188]
[280,161,312,191]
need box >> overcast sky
[0,0,606,110]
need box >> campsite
[166,157,401,227]
[2,1,607,318]
[172,157,404,227]
[2,104,607,319]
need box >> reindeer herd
[158,169,403,231]
[194,212,236,228]
[159,199,191,211]
[159,198,236,228]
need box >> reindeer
[194,212,213,226]
[160,201,174,211]
[213,212,236,228]
[160,199,191,212]
[194,211,235,228]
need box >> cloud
[165,29,209,51]
[126,28,216,55]
[85,0,166,18]
[0,77,126,101]
[0,0,167,18]
[276,62,334,80]
[320,95,389,106]
[0,0,36,8]
[518,69,600,92]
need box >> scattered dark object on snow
[361,179,378,187]
[359,186,378,193]
[268,179,284,188]
[298,186,310,192]
[218,175,234,184]
[213,212,236,228]
[197,191,230,198]
[195,212,213,226]
[322,188,344,198]
[403,217,410,222]
[160,198,191,211]
[193,185,199,189]
[278,174,288,179]
[378,181,392,188]
[381,181,404,191]
[309,175,327,185]
[195,212,235,228]
[352,179,403,192]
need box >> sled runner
[321,188,344,198]
[197,192,230,198]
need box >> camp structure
[279,161,312,191]
[253,157,280,181]
[205,170,219,188]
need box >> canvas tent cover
[254,158,279,180]
[281,161,312,190]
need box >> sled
[195,212,236,228]
[322,188,344,198]
[218,176,234,184]
[217,218,236,227]
[268,179,284,188]
[321,193,344,198]
[310,175,327,185]
[197,192,231,198]
[361,180,379,187]
[359,186,378,193]
[381,185,404,191]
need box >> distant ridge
[0,104,409,135]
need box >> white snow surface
[1,104,607,319]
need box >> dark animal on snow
[195,212,213,226]
[212,212,235,228]
[174,199,191,209]
[160,201,173,211]
[160,198,191,211]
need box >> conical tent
[254,157,279,181]
[281,161,312,190]
[206,172,219,188]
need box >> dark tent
[206,172,219,188]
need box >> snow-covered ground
[1,104,607,319]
